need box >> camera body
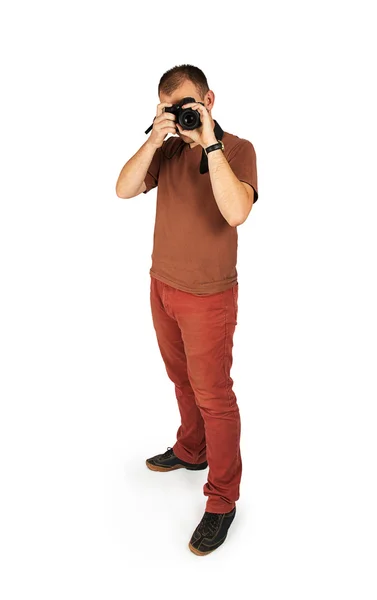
[164,96,204,130]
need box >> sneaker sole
[145,461,186,472]
[145,460,207,472]
[188,543,215,556]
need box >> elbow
[115,185,129,199]
[229,205,253,227]
[228,214,244,227]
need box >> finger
[157,102,173,115]
[181,102,205,111]
[157,111,176,120]
[156,102,173,117]
[156,119,177,131]
[161,123,177,131]
[155,113,176,124]
[163,127,177,135]
[176,123,193,135]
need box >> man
[115,64,258,556]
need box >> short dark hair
[158,64,210,100]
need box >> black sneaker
[189,506,236,556]
[146,447,208,472]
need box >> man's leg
[150,276,206,464]
[174,283,241,514]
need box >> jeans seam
[224,292,233,410]
[232,283,238,320]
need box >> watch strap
[200,120,224,174]
[205,140,224,156]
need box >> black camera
[144,97,204,135]
[164,96,203,130]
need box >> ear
[205,90,215,111]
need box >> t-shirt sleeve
[142,144,164,194]
[227,139,258,203]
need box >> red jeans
[150,275,241,513]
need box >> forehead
[160,81,201,104]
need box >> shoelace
[161,447,174,459]
[197,512,222,536]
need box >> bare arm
[115,140,156,199]
[115,102,176,199]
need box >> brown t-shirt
[143,129,258,295]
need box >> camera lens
[183,113,194,125]
[181,109,200,129]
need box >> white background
[1,1,376,598]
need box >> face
[159,80,215,144]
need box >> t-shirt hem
[149,270,237,295]
[239,180,258,202]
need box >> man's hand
[148,102,176,149]
[176,102,217,148]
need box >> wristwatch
[204,140,224,156]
